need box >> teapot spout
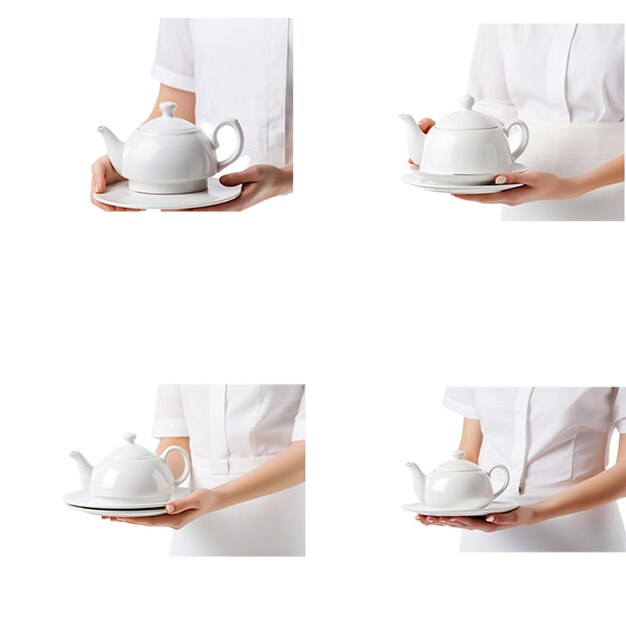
[398,114,426,166]
[406,462,426,502]
[70,451,93,491]
[97,126,124,174]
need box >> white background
[0,1,625,625]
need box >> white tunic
[153,384,305,556]
[443,387,626,551]
[468,24,624,220]
[151,18,293,167]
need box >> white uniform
[153,385,305,556]
[151,18,293,167]
[469,24,624,221]
[443,387,626,552]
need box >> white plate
[93,179,241,210]
[401,500,519,517]
[411,162,527,186]
[67,505,167,518]
[401,173,523,194]
[62,487,191,510]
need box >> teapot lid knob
[451,450,465,459]
[123,433,137,444]
[159,102,177,118]
[459,94,475,110]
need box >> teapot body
[122,130,217,194]
[423,469,496,509]
[421,126,517,176]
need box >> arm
[454,155,625,206]
[91,85,195,211]
[430,434,626,532]
[117,441,305,529]
[458,417,482,464]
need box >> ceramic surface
[70,433,190,506]
[401,174,523,194]
[62,487,191,510]
[400,95,529,175]
[67,504,167,518]
[93,179,241,210]
[98,102,244,194]
[401,500,519,517]
[407,451,511,509]
[412,162,527,185]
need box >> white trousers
[501,115,624,221]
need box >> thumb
[220,171,247,187]
[485,512,515,525]
[165,493,201,515]
[493,172,531,185]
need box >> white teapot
[399,95,529,182]
[98,102,244,194]
[406,450,510,509]
[70,433,190,506]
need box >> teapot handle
[503,120,529,162]
[487,464,510,500]
[162,445,191,487]
[211,119,245,173]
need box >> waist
[191,453,276,476]
[521,113,624,160]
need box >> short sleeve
[467,24,517,123]
[613,388,626,433]
[151,19,195,93]
[442,387,480,420]
[152,385,189,438]
[291,388,305,441]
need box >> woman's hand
[415,506,541,532]
[453,171,578,206]
[103,489,219,530]
[178,164,292,212]
[408,118,436,165]
[91,156,141,212]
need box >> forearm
[211,441,305,511]
[568,154,624,197]
[532,463,626,523]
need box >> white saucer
[410,162,527,186]
[67,505,166,518]
[402,173,523,195]
[401,500,519,517]
[62,487,191,510]
[93,179,241,210]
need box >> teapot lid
[139,102,198,135]
[434,450,481,472]
[108,433,156,460]
[436,95,499,131]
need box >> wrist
[563,175,588,199]
[528,503,551,524]
[278,163,293,194]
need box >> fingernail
[486,515,495,522]
[495,176,507,184]
[166,504,175,513]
